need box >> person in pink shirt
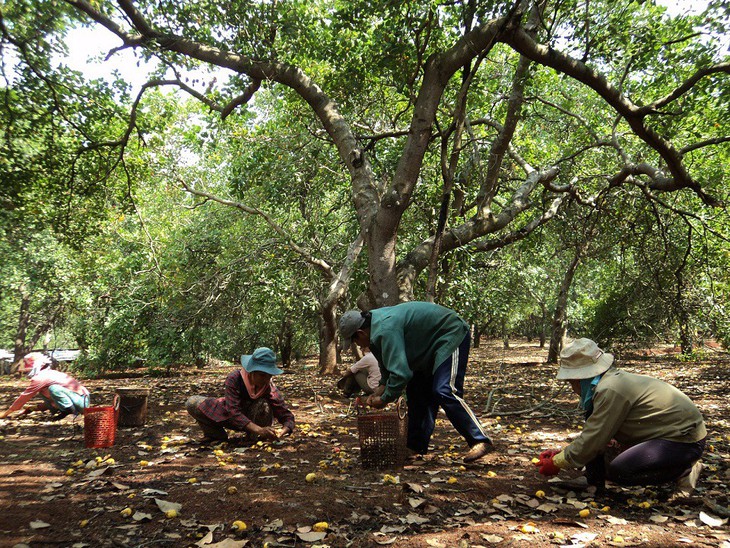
[0,352,90,420]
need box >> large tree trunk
[318,303,339,375]
[547,250,583,363]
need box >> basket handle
[395,396,407,419]
[113,394,120,411]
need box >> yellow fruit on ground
[447,477,458,484]
[165,509,178,518]
[187,477,198,484]
[312,521,328,532]
[231,520,247,531]
[260,466,268,473]
[227,486,238,495]
[79,519,89,528]
[486,471,497,478]
[305,473,317,483]
[66,469,74,476]
[120,508,133,517]
[383,474,397,484]
[601,506,611,512]
[613,535,625,543]
[74,460,84,467]
[578,509,590,518]
[139,460,149,466]
[105,458,115,465]
[535,490,545,498]
[521,522,539,534]
[638,501,651,509]
[531,457,540,464]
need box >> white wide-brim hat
[557,338,614,380]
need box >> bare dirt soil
[1,339,729,548]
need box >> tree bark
[318,302,339,375]
[547,249,583,363]
[13,285,31,364]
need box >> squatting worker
[339,302,493,463]
[337,347,381,397]
[534,338,706,493]
[0,352,90,420]
[186,347,295,443]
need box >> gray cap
[339,310,365,349]
[557,338,614,380]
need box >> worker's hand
[277,426,293,438]
[535,453,561,476]
[366,395,386,409]
[539,448,560,460]
[0,409,10,419]
[249,424,279,441]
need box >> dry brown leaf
[408,497,426,508]
[296,531,326,542]
[700,511,728,528]
[403,482,425,493]
[206,540,248,548]
[405,513,429,524]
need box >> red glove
[539,449,560,460]
[534,450,561,476]
[538,455,561,476]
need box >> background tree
[0,0,728,373]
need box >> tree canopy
[0,0,728,372]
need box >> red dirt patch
[1,339,728,547]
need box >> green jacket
[369,302,469,403]
[561,368,707,468]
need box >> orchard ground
[1,339,728,548]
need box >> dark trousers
[405,334,491,453]
[185,395,273,441]
[586,437,706,487]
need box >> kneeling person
[186,347,295,443]
[535,338,706,493]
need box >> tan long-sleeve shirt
[558,368,706,469]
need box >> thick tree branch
[472,194,565,252]
[640,62,730,114]
[502,27,721,206]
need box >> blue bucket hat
[240,347,283,376]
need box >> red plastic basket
[83,395,120,449]
[356,397,408,469]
